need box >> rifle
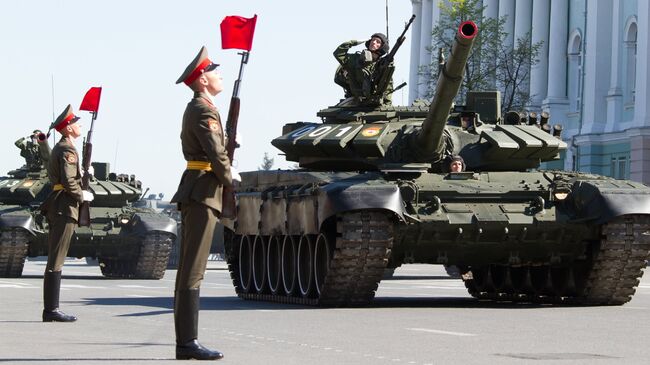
[370,14,416,104]
[77,110,96,227]
[221,51,250,219]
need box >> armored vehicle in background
[224,20,650,306]
[0,133,177,279]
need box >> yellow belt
[187,161,212,171]
[53,184,64,191]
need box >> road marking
[61,284,105,289]
[0,284,38,289]
[126,294,155,298]
[117,285,167,289]
[406,327,477,337]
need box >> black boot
[175,288,223,360]
[42,271,77,322]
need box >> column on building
[498,0,516,50]
[630,1,650,183]
[513,0,533,105]
[482,0,499,89]
[409,0,423,104]
[417,0,434,99]
[580,0,613,135]
[542,0,569,169]
[605,1,623,132]
[528,0,550,110]
[497,0,516,94]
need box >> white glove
[230,166,242,183]
[235,132,242,147]
[87,165,95,177]
[82,190,94,202]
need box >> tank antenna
[385,0,390,43]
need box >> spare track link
[463,214,650,305]
[236,211,393,306]
[0,228,30,278]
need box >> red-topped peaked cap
[175,46,219,86]
[50,104,80,132]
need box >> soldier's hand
[351,40,364,46]
[82,190,94,202]
[86,165,95,177]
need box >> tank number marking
[0,180,19,188]
[289,125,317,138]
[308,126,334,137]
[335,126,353,137]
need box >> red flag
[79,87,102,113]
[220,14,257,51]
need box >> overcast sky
[0,0,414,199]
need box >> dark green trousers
[45,214,76,272]
[175,200,218,291]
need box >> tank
[0,133,177,279]
[223,20,650,306]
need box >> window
[611,156,628,179]
[567,31,583,113]
[624,19,637,105]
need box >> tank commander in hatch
[334,32,393,104]
[449,155,465,173]
[15,129,46,171]
[171,45,240,361]
[39,105,94,322]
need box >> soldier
[449,155,465,172]
[15,130,45,171]
[333,32,392,104]
[40,105,94,322]
[172,46,240,361]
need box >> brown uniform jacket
[40,137,83,220]
[171,92,233,213]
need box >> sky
[0,0,414,200]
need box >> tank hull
[224,169,650,306]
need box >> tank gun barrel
[37,132,51,165]
[416,21,478,157]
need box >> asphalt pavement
[1,259,649,364]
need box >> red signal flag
[79,87,102,113]
[220,14,257,51]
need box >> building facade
[408,0,650,183]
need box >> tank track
[462,214,650,305]
[229,211,393,306]
[100,232,173,279]
[0,228,30,278]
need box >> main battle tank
[0,133,177,279]
[224,20,650,306]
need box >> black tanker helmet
[365,33,390,56]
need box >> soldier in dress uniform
[171,46,240,361]
[40,105,94,322]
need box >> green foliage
[421,0,542,113]
[259,152,275,171]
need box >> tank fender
[0,206,36,235]
[572,180,650,224]
[317,182,405,224]
[124,212,177,237]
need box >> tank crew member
[172,46,240,361]
[333,32,393,104]
[449,155,465,172]
[40,105,94,322]
[15,129,45,171]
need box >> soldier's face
[450,161,463,172]
[67,122,82,139]
[368,37,383,52]
[204,70,223,96]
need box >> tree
[259,152,274,171]
[420,0,542,114]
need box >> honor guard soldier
[172,46,240,360]
[40,105,94,322]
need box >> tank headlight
[120,218,130,225]
[553,191,569,200]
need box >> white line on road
[406,327,477,337]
